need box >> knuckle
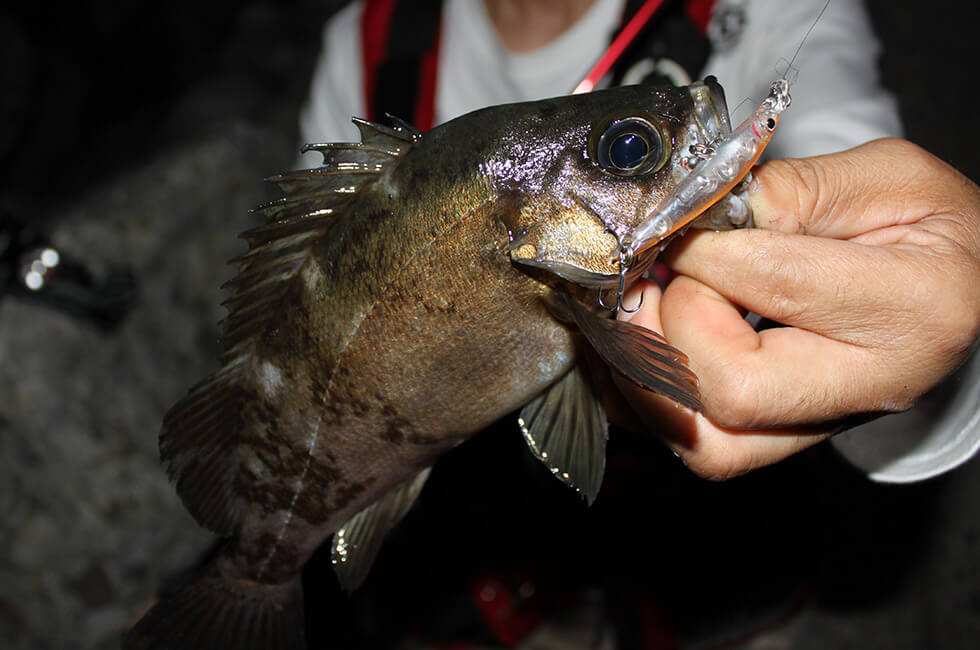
[757,287,806,326]
[900,255,980,359]
[771,157,826,234]
[871,137,925,160]
[859,139,922,180]
[706,362,764,429]
[678,448,751,482]
[744,235,808,322]
[882,391,918,413]
[868,139,955,202]
[934,279,980,357]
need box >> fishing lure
[626,77,791,258]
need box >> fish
[124,78,748,650]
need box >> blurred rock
[0,119,294,650]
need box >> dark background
[0,1,977,649]
[0,0,977,221]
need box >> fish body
[126,81,737,650]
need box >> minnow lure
[626,77,791,258]
[585,0,830,313]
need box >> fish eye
[609,133,648,169]
[592,117,668,177]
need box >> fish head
[483,79,730,288]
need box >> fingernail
[745,173,765,213]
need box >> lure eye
[766,118,776,130]
[593,117,667,176]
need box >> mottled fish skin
[126,83,714,650]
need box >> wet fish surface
[125,80,740,650]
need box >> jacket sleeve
[831,347,980,483]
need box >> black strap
[610,0,711,87]
[372,0,442,123]
[370,0,712,126]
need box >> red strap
[470,574,542,647]
[685,0,716,33]
[638,596,681,650]
[573,0,668,94]
[574,0,717,94]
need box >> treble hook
[598,243,643,313]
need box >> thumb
[747,138,960,239]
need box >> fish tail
[124,566,305,650]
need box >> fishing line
[730,0,832,128]
[728,97,755,125]
[786,0,832,79]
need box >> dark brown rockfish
[126,80,737,650]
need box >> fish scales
[127,81,743,650]
[230,117,582,585]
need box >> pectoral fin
[331,468,431,591]
[558,293,703,412]
[519,363,608,505]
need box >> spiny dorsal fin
[253,116,416,213]
[383,113,424,141]
[352,116,416,150]
[519,363,608,505]
[159,120,419,536]
[331,468,432,591]
[262,168,382,201]
[300,141,399,165]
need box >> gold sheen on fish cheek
[125,80,741,650]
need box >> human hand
[616,139,980,480]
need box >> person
[296,0,980,646]
[299,0,901,157]
[299,0,977,483]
